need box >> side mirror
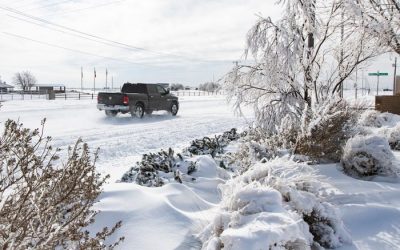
[165,89,170,95]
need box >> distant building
[0,82,14,93]
[34,84,66,93]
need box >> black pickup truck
[97,83,179,118]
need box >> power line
[45,0,128,17]
[2,31,161,68]
[24,0,74,11]
[0,4,214,63]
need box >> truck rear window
[121,84,147,93]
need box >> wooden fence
[375,95,400,115]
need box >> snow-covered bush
[384,124,400,150]
[342,135,399,178]
[358,110,394,128]
[0,119,124,249]
[200,158,351,249]
[295,98,357,162]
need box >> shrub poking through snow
[200,158,351,249]
[358,110,394,128]
[295,97,357,162]
[121,129,242,187]
[120,148,197,187]
[342,135,399,177]
[186,128,241,157]
[0,119,124,249]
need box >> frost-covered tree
[170,83,184,91]
[198,82,220,92]
[345,0,400,54]
[0,119,124,249]
[224,0,381,134]
[12,71,36,91]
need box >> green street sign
[369,72,389,76]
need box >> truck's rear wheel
[171,102,178,116]
[105,110,118,117]
[131,103,144,118]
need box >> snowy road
[0,95,252,180]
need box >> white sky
[0,0,280,89]
[0,0,397,90]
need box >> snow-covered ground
[0,95,251,182]
[1,95,400,249]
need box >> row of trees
[224,0,399,133]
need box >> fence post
[65,93,67,100]
[92,93,94,99]
[79,93,80,100]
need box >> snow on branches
[224,0,381,135]
[344,0,400,54]
[0,119,123,249]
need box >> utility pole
[112,76,114,90]
[93,67,96,93]
[361,69,364,96]
[393,57,397,95]
[377,71,380,96]
[106,68,108,89]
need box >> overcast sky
[0,0,281,89]
[0,0,397,90]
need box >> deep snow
[1,94,400,249]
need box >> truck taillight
[97,95,100,102]
[123,96,129,105]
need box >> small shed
[35,84,66,93]
[0,82,14,93]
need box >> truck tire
[105,110,118,117]
[171,102,178,116]
[131,103,144,118]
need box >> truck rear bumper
[97,104,129,111]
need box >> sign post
[368,71,388,96]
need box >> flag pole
[81,66,83,92]
[94,67,96,93]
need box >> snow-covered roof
[35,84,65,87]
[0,82,14,88]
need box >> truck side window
[156,85,166,95]
[147,85,158,94]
